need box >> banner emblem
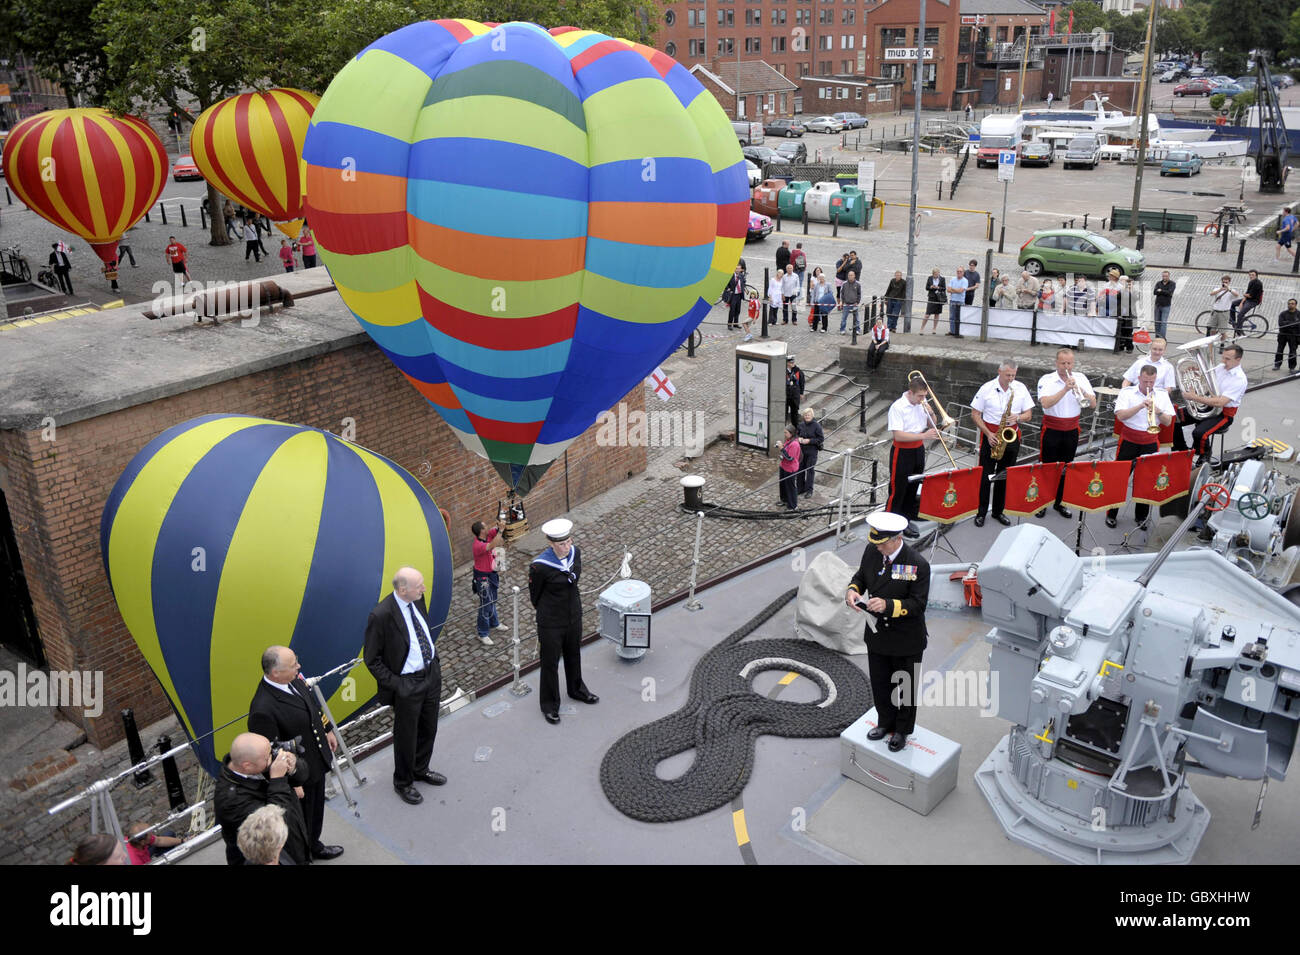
[1155,466,1170,492]
[942,482,958,509]
[1086,471,1106,498]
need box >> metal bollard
[987,216,995,242]
[144,209,151,223]
[684,511,705,611]
[160,203,167,225]
[1292,242,1299,274]
[121,709,154,788]
[180,204,187,228]
[1184,235,1193,265]
[802,205,808,235]
[1083,213,1089,229]
[1236,238,1246,270]
[200,207,206,229]
[4,186,11,204]
[156,735,188,811]
[998,225,1006,254]
[1137,224,1145,250]
[832,211,839,237]
[509,586,532,695]
[687,328,696,357]
[761,267,770,338]
[1220,221,1229,253]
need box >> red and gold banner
[1061,460,1131,513]
[1132,450,1192,506]
[918,466,983,523]
[1002,462,1064,516]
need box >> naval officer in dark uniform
[529,518,599,724]
[247,646,344,860]
[845,511,930,752]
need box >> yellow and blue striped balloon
[99,414,452,776]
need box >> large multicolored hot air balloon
[190,88,320,238]
[100,414,453,776]
[304,20,748,495]
[0,108,167,264]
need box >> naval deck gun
[972,516,1300,864]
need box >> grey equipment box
[839,708,961,816]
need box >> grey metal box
[839,708,962,815]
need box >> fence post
[762,267,770,338]
[1137,224,1145,251]
[998,225,1006,254]
[1236,238,1246,270]
[1220,221,1229,253]
[159,204,167,225]
[1102,217,1108,230]
[860,390,866,432]
[180,204,187,228]
[869,458,878,506]
[1030,308,1039,346]
[683,512,705,612]
[4,186,10,205]
[987,216,995,242]
[1161,208,1167,233]
[200,207,206,230]
[832,211,839,237]
[802,204,808,235]
[1183,235,1193,265]
[1083,213,1089,229]
[1292,241,1300,274]
[509,586,533,693]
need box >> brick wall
[0,342,646,749]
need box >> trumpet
[907,370,958,469]
[1145,388,1165,434]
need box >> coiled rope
[599,588,873,822]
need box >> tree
[1066,1,1107,35]
[1284,7,1300,60]
[7,0,127,107]
[1229,89,1256,122]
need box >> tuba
[1174,336,1221,420]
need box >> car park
[1018,229,1145,278]
[1019,141,1053,166]
[746,211,773,241]
[774,140,807,163]
[172,155,203,181]
[764,118,805,137]
[1063,134,1101,169]
[802,115,844,133]
[742,145,781,167]
[1174,79,1214,96]
[1159,150,1203,176]
[833,111,868,129]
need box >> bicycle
[1194,308,1270,339]
[1202,206,1248,237]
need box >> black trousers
[245,240,261,261]
[301,772,327,850]
[797,452,818,494]
[1107,439,1158,523]
[978,432,1020,517]
[391,661,441,786]
[54,267,73,294]
[868,650,924,735]
[867,340,889,370]
[887,444,924,521]
[1192,411,1233,455]
[728,296,743,326]
[538,620,588,715]
[1039,426,1079,507]
[787,394,800,426]
[1276,330,1300,369]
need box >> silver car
[802,115,845,133]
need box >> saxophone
[989,388,1018,461]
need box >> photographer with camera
[247,646,344,861]
[214,732,312,865]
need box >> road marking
[778,670,799,685]
[732,808,750,846]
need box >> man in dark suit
[247,646,344,861]
[48,243,73,294]
[845,511,931,752]
[363,566,446,805]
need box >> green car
[1018,229,1146,278]
[1160,150,1202,176]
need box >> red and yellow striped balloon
[190,89,320,238]
[1,108,167,264]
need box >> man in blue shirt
[947,266,969,337]
[1277,207,1298,261]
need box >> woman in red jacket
[778,426,802,510]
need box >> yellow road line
[731,808,750,846]
[778,670,799,686]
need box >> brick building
[690,60,802,119]
[0,273,646,748]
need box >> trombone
[908,370,958,469]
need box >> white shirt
[871,324,889,345]
[888,394,931,436]
[1122,356,1175,390]
[1212,363,1247,409]
[781,272,800,297]
[1115,385,1175,433]
[1036,371,1095,419]
[768,278,783,307]
[397,595,435,673]
[1210,286,1235,311]
[262,675,298,698]
[971,378,1034,425]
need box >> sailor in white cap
[844,511,931,752]
[528,518,598,724]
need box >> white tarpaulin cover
[796,551,870,654]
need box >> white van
[976,114,1025,167]
[732,121,764,146]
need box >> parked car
[833,111,869,129]
[172,155,203,181]
[775,140,807,163]
[1187,66,1208,77]
[1210,82,1245,97]
[1234,76,1258,90]
[1063,134,1101,169]
[1018,229,1145,278]
[746,210,774,241]
[1158,70,1178,83]
[764,118,805,137]
[732,121,764,146]
[742,145,781,167]
[1020,141,1053,166]
[802,115,844,133]
[1276,74,1297,88]
[744,159,762,187]
[1174,79,1214,96]
[1160,150,1203,176]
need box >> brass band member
[1036,348,1097,518]
[887,379,939,538]
[1121,337,1177,449]
[845,512,930,753]
[971,360,1035,527]
[1185,343,1247,464]
[1106,365,1175,530]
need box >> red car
[172,154,203,181]
[1173,79,1213,97]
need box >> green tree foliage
[1208,92,1227,110]
[5,0,125,107]
[1228,89,1256,122]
